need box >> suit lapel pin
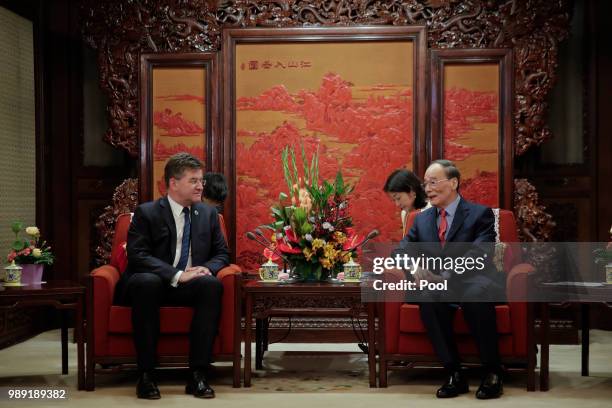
[194,210,199,216]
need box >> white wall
[0,6,35,259]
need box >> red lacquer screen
[235,41,415,270]
[152,67,206,199]
[443,64,499,208]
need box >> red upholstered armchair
[86,213,242,390]
[378,209,536,390]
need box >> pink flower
[23,248,31,256]
[336,272,345,281]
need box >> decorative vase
[4,261,23,286]
[258,259,280,281]
[21,264,44,285]
[292,261,326,282]
[342,257,362,282]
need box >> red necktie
[438,209,447,246]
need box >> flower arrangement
[6,222,54,266]
[259,145,361,281]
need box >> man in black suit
[394,159,504,399]
[114,152,229,399]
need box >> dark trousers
[419,301,500,370]
[115,273,224,372]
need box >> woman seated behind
[202,172,228,215]
[383,169,428,236]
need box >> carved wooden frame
[83,0,572,262]
[222,26,427,257]
[430,48,514,210]
[139,52,219,202]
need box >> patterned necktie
[176,207,191,270]
[438,209,447,246]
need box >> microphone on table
[254,228,274,245]
[245,231,291,270]
[347,229,380,252]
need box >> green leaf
[283,206,294,221]
[289,147,300,195]
[12,240,25,251]
[271,205,284,219]
[313,145,319,187]
[293,207,307,229]
[324,181,334,197]
[282,148,293,196]
[279,191,288,201]
[300,142,310,187]
[314,264,322,280]
[310,154,316,188]
[301,222,312,234]
[335,170,345,193]
[11,221,23,234]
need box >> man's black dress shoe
[185,370,215,399]
[136,371,161,400]
[476,372,503,399]
[436,370,469,398]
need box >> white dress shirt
[167,195,192,287]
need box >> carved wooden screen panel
[431,49,513,210]
[223,27,426,270]
[139,53,218,202]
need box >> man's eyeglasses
[188,178,205,186]
[421,179,449,189]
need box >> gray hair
[430,159,460,189]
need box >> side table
[536,282,612,391]
[0,280,86,390]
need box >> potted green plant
[6,222,54,285]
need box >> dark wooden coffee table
[242,280,376,387]
[0,280,86,390]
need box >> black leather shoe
[436,370,469,398]
[185,370,215,399]
[136,371,161,400]
[476,372,503,399]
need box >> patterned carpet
[1,331,612,407]
[246,351,369,392]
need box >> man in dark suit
[114,152,229,399]
[394,159,504,399]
